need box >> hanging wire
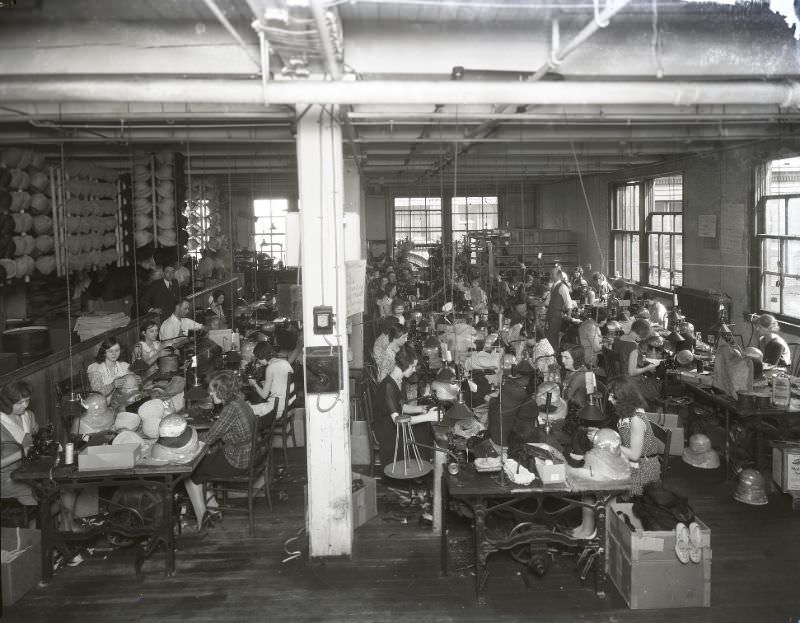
[129,144,141,337]
[569,141,607,271]
[60,142,74,387]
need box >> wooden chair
[788,343,800,378]
[272,372,298,468]
[649,420,672,481]
[358,377,381,477]
[206,401,278,536]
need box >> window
[393,197,442,258]
[757,156,800,320]
[253,198,288,263]
[451,196,499,238]
[611,175,683,287]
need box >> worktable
[441,466,631,603]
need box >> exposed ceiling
[0,0,798,197]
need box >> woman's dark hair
[606,376,646,418]
[631,319,652,339]
[394,345,417,372]
[95,337,121,363]
[211,289,224,303]
[384,283,397,297]
[139,320,158,341]
[275,326,298,352]
[209,370,242,403]
[253,341,274,362]
[0,380,33,414]
[561,342,585,369]
[387,324,408,342]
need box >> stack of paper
[73,311,130,341]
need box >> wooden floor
[3,450,799,623]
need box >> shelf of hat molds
[131,150,185,252]
[50,159,124,276]
[0,147,56,283]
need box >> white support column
[297,105,353,559]
[343,157,365,370]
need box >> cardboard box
[1,528,42,607]
[772,445,800,493]
[666,425,685,456]
[350,420,372,466]
[78,443,141,471]
[645,411,680,429]
[352,472,377,529]
[607,502,711,609]
[535,459,566,484]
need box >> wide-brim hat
[157,229,177,247]
[34,255,56,275]
[156,180,174,198]
[682,434,720,469]
[112,430,144,447]
[135,230,154,247]
[134,180,151,196]
[155,164,173,180]
[152,427,199,463]
[0,258,17,279]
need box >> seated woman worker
[612,318,660,404]
[753,314,792,368]
[185,370,256,531]
[373,345,438,472]
[87,338,138,398]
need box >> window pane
[395,198,409,208]
[662,236,671,268]
[675,214,682,231]
[485,214,498,229]
[649,267,659,284]
[631,234,640,282]
[649,234,659,267]
[764,199,785,235]
[651,215,662,232]
[762,273,781,312]
[787,240,800,275]
[788,197,800,236]
[762,239,781,272]
[784,276,800,317]
[660,270,671,288]
[673,271,683,286]
[674,237,683,272]
[663,216,674,233]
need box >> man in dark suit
[140,264,180,318]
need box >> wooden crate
[607,501,711,609]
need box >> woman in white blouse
[87,338,134,396]
[136,320,165,366]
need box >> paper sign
[345,259,367,317]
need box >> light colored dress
[138,340,163,365]
[87,360,130,395]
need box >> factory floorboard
[3,449,799,623]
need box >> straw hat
[1,147,22,168]
[157,212,176,228]
[29,152,46,171]
[135,230,154,248]
[155,164,173,180]
[134,180,151,197]
[34,255,56,275]
[681,434,720,469]
[9,191,27,212]
[157,197,175,212]
[32,215,52,235]
[13,213,32,234]
[0,258,17,279]
[29,172,49,194]
[114,411,141,432]
[139,398,167,439]
[157,229,177,247]
[155,150,174,164]
[156,180,174,198]
[135,213,153,229]
[34,235,54,255]
[29,193,50,215]
[112,430,144,447]
[134,196,152,213]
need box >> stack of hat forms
[0,147,54,281]
[61,160,120,273]
[133,150,181,249]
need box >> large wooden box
[607,502,711,609]
[1,528,42,607]
[772,444,800,492]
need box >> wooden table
[13,447,206,580]
[441,466,631,603]
[678,381,800,476]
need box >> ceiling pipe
[201,0,263,71]
[1,78,799,106]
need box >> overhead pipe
[1,78,799,107]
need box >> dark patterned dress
[618,410,661,496]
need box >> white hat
[34,255,56,275]
[135,230,154,248]
[114,411,141,432]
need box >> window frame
[610,173,684,290]
[392,196,443,257]
[253,198,289,263]
[756,193,800,322]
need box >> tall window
[757,156,800,320]
[451,196,499,238]
[611,174,683,287]
[393,197,442,258]
[253,198,288,263]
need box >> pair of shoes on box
[675,522,703,564]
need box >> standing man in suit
[141,264,180,318]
